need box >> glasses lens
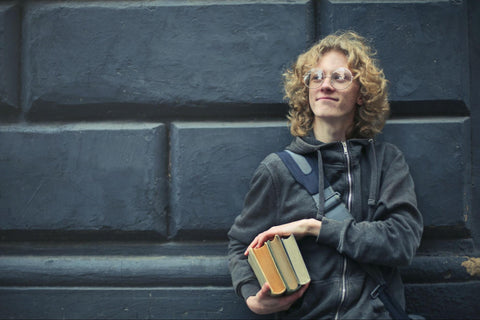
[304,69,324,88]
[331,68,353,89]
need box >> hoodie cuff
[316,217,348,250]
[240,280,261,301]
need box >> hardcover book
[248,234,310,296]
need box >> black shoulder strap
[276,150,319,195]
[276,150,351,221]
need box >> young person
[228,31,423,319]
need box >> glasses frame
[303,67,354,90]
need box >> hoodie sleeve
[227,156,280,300]
[316,144,423,267]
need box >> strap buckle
[370,284,384,299]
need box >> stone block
[0,123,168,238]
[381,117,470,234]
[1,267,478,319]
[22,1,312,118]
[0,3,20,115]
[400,255,475,283]
[405,282,480,319]
[169,121,291,239]
[0,242,230,287]
[317,0,468,104]
[0,287,267,319]
[468,0,480,250]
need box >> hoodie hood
[285,132,323,154]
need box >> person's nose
[320,76,335,92]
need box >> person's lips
[316,96,339,101]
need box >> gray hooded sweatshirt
[228,134,423,319]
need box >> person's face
[307,50,363,124]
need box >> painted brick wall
[1,1,479,319]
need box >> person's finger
[256,232,275,247]
[244,235,260,255]
[244,242,254,255]
[244,227,293,255]
[258,282,271,297]
[254,236,264,248]
[298,281,310,295]
[279,282,310,307]
[251,235,258,245]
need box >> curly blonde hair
[283,31,389,139]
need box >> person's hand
[246,282,310,315]
[244,218,321,255]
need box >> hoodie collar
[285,131,371,155]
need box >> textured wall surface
[1,0,479,319]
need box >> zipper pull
[341,141,348,154]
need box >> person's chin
[311,106,338,118]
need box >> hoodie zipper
[342,141,353,210]
[334,141,352,320]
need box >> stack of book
[248,234,310,296]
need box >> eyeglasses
[303,67,353,90]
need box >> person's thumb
[259,282,271,297]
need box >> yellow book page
[252,244,286,295]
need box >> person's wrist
[306,218,321,237]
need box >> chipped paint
[461,257,480,277]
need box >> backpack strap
[276,150,351,221]
[276,150,319,194]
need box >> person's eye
[333,72,349,83]
[311,72,323,82]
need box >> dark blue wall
[1,0,479,319]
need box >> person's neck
[312,117,352,143]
